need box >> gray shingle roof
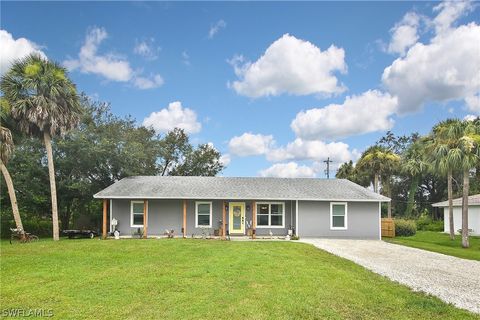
[432,194,480,207]
[93,176,390,201]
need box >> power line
[324,157,333,179]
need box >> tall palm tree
[356,145,400,218]
[402,139,430,218]
[0,98,24,234]
[426,119,463,240]
[458,119,480,248]
[0,54,82,241]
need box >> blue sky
[1,1,479,177]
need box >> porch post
[295,200,299,236]
[102,199,107,239]
[183,200,187,238]
[252,201,256,239]
[143,200,148,239]
[222,201,226,239]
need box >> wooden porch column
[102,199,107,239]
[252,201,256,239]
[143,200,148,239]
[183,200,187,238]
[222,201,226,239]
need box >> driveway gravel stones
[300,238,480,314]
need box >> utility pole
[324,157,333,179]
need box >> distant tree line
[336,120,480,248]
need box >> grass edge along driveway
[1,239,479,320]
[384,231,480,261]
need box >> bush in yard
[395,219,417,237]
[416,212,444,232]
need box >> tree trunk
[405,175,420,218]
[387,180,392,219]
[44,132,60,241]
[461,168,470,248]
[61,202,72,231]
[374,173,379,193]
[447,170,455,240]
[0,160,24,234]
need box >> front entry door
[229,202,245,234]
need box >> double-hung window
[131,201,145,227]
[256,202,285,228]
[330,202,347,230]
[195,202,212,228]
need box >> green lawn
[1,239,478,320]
[384,231,480,261]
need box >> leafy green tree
[171,143,224,176]
[426,119,464,240]
[458,119,480,248]
[1,54,82,241]
[402,139,431,218]
[335,160,370,187]
[158,128,191,176]
[0,99,24,234]
[356,145,400,218]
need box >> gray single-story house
[432,194,480,236]
[93,176,390,239]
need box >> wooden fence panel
[381,218,395,238]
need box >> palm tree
[426,119,463,240]
[356,145,400,218]
[0,98,24,235]
[458,119,480,248]
[402,139,430,218]
[0,54,82,241]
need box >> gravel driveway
[301,239,480,314]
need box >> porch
[101,199,298,239]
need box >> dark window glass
[133,214,144,226]
[332,216,345,228]
[271,215,283,226]
[257,215,269,226]
[197,214,210,226]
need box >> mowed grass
[384,231,480,261]
[1,239,478,320]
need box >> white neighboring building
[432,194,480,236]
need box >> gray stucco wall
[298,201,380,239]
[111,199,296,236]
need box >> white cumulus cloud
[291,90,398,140]
[382,23,480,114]
[228,133,274,156]
[133,74,164,89]
[64,27,133,82]
[465,93,480,114]
[433,0,473,35]
[64,27,163,89]
[266,138,354,163]
[387,12,421,56]
[259,162,316,178]
[229,34,347,98]
[219,154,231,166]
[0,29,47,75]
[383,1,479,114]
[143,101,201,134]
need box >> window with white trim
[256,202,284,228]
[330,202,347,230]
[196,202,212,228]
[131,201,144,227]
